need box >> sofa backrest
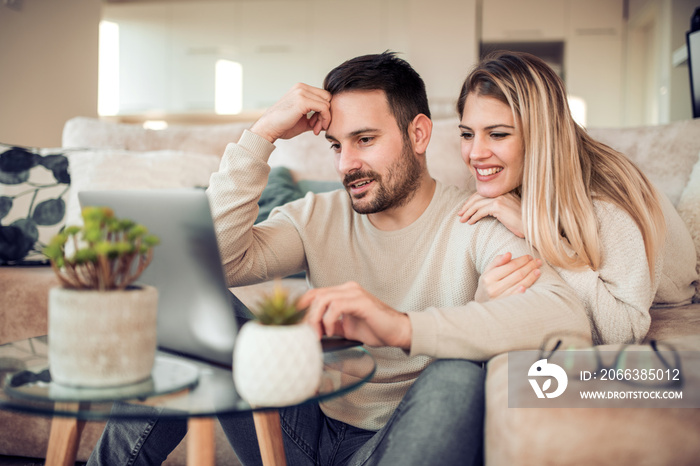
[62,116,700,201]
[62,116,475,189]
[62,115,700,300]
[587,119,700,302]
[62,116,251,157]
[269,117,476,190]
[587,118,700,207]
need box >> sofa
[1,115,699,465]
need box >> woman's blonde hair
[457,51,664,275]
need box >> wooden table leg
[187,417,215,466]
[252,410,287,466]
[45,403,86,466]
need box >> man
[89,52,588,466]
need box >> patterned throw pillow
[0,144,74,264]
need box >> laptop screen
[78,189,239,366]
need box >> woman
[456,51,697,344]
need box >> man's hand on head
[250,83,332,144]
[298,282,412,350]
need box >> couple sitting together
[88,51,697,466]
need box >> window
[215,60,243,115]
[98,21,119,116]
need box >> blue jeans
[87,358,485,466]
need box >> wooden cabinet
[481,0,625,127]
[568,0,623,36]
[482,0,567,41]
[565,35,624,127]
[565,0,624,127]
[482,0,623,41]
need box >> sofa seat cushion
[0,265,57,344]
[485,304,700,466]
[646,303,700,342]
[485,347,700,466]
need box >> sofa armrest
[0,266,58,345]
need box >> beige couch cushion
[587,119,700,206]
[677,153,700,302]
[426,118,474,191]
[62,117,250,157]
[63,149,222,226]
[262,117,476,189]
[270,131,339,182]
[61,116,476,190]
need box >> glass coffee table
[0,336,376,466]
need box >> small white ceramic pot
[233,321,323,407]
[48,285,158,388]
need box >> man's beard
[343,143,423,215]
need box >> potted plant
[43,206,160,388]
[233,283,323,407]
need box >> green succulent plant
[254,282,307,325]
[43,206,159,291]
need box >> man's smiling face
[325,90,422,215]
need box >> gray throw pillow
[256,167,343,224]
[256,167,342,279]
[256,166,305,224]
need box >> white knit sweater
[206,131,588,430]
[555,195,697,344]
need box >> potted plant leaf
[233,282,322,407]
[43,206,160,387]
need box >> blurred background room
[0,0,698,147]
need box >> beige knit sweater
[207,131,588,430]
[555,196,697,345]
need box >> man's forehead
[330,89,390,111]
[326,89,396,139]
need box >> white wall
[0,0,100,147]
[669,0,697,122]
[102,0,478,119]
[564,0,625,127]
[625,0,697,126]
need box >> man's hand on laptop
[298,281,412,350]
[250,83,332,143]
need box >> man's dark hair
[323,51,431,135]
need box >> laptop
[78,189,359,367]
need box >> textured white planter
[233,321,323,407]
[48,285,158,388]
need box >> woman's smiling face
[459,94,524,198]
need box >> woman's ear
[409,114,433,155]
